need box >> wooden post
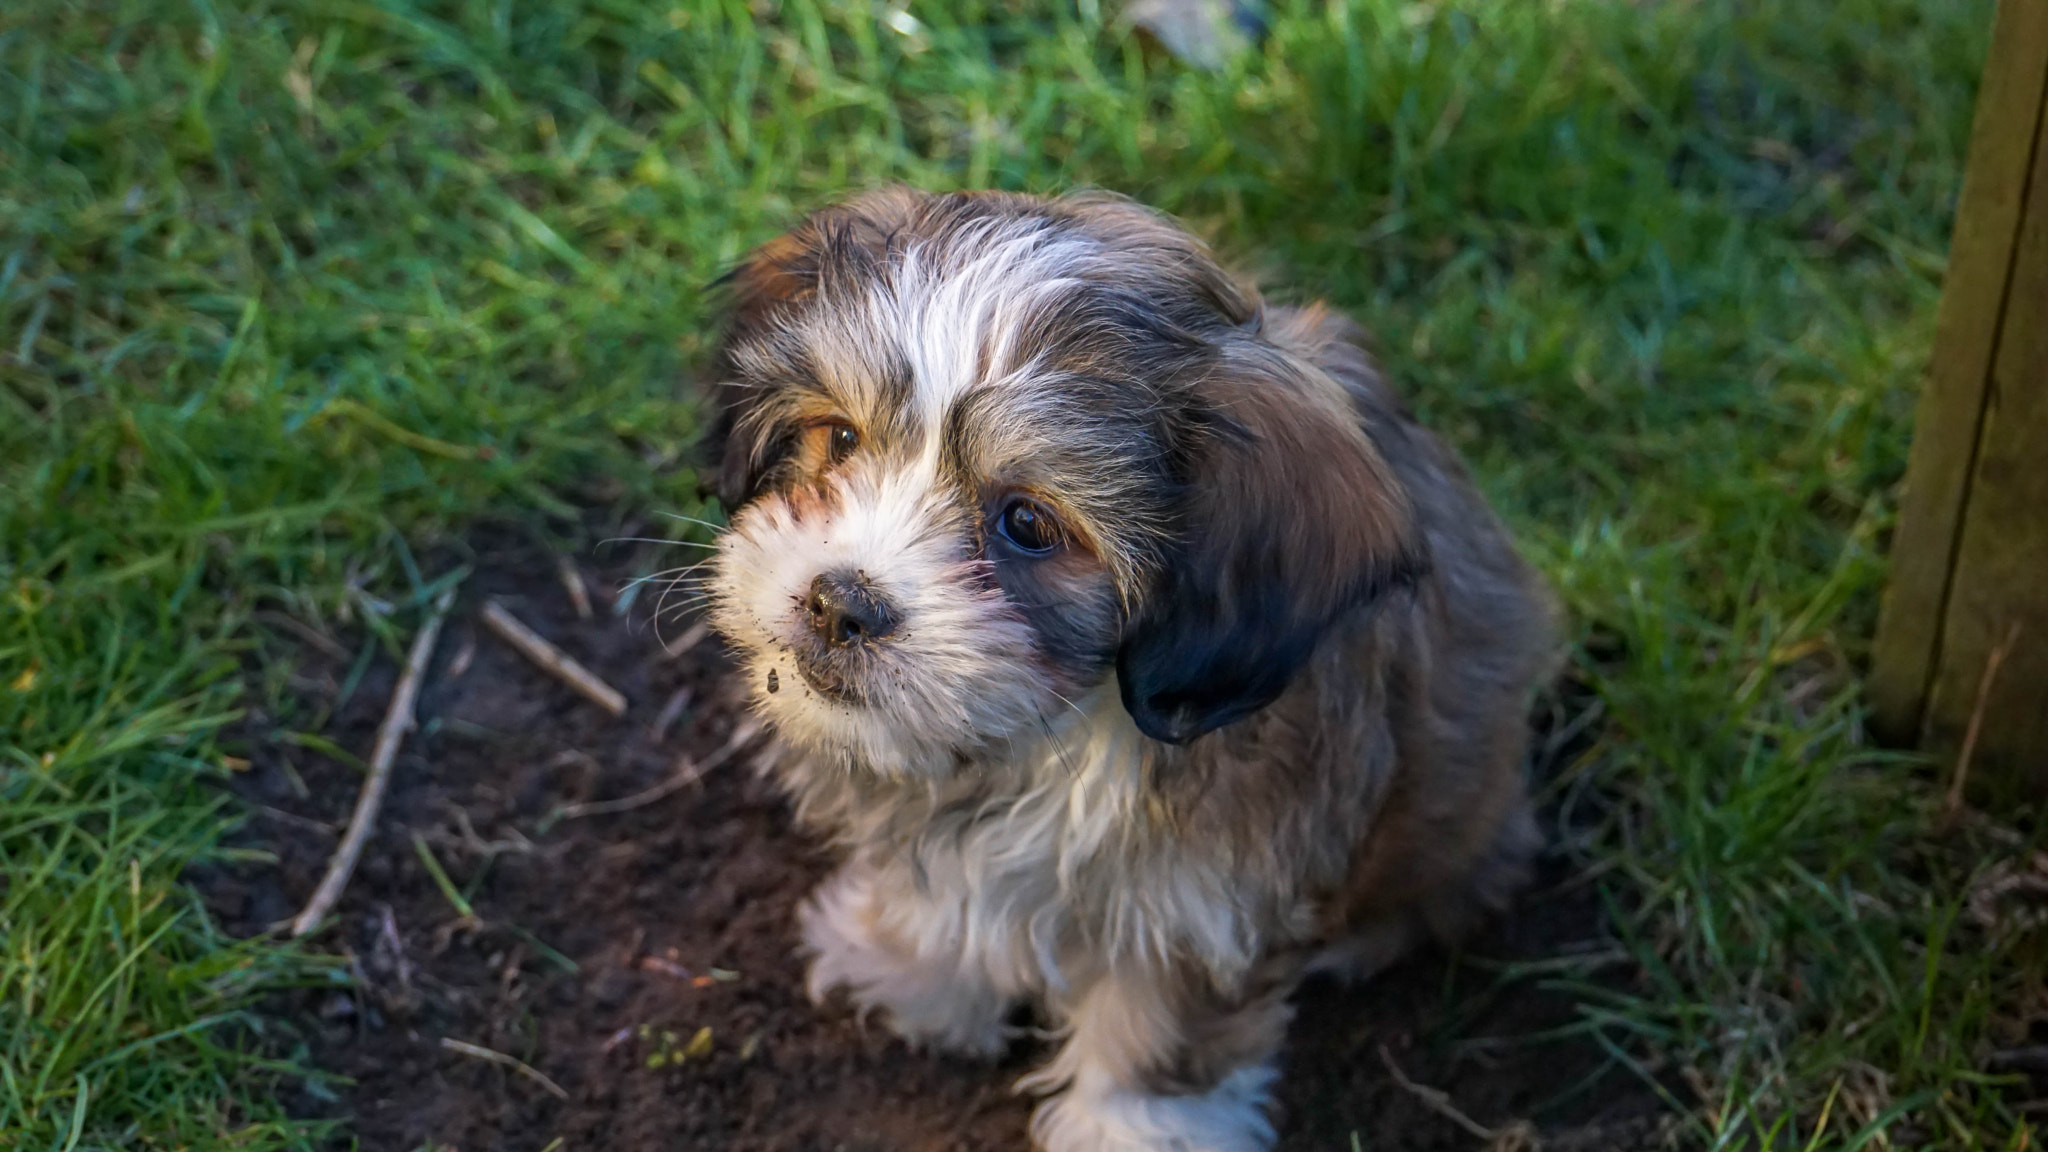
[1871,0,2048,799]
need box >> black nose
[805,571,899,648]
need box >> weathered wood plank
[1922,82,2048,797]
[1870,0,2048,746]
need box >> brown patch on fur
[777,479,846,526]
[707,188,931,507]
[729,231,817,317]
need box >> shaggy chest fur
[769,683,1321,994]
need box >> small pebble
[765,668,779,693]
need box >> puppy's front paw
[798,868,1016,1059]
[1029,1064,1279,1152]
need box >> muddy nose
[805,572,898,648]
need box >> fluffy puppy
[703,187,1558,1152]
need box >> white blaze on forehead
[881,222,1096,461]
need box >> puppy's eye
[826,422,859,464]
[802,420,860,470]
[996,498,1062,554]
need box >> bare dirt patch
[195,532,1669,1152]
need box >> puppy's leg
[1023,963,1293,1152]
[1314,790,1542,982]
[799,858,1019,1058]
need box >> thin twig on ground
[557,557,593,620]
[437,1037,570,1100]
[256,806,337,836]
[377,904,416,985]
[649,685,693,743]
[547,748,599,771]
[445,628,477,680]
[290,589,456,938]
[1377,1043,1531,1147]
[450,806,534,857]
[1945,620,2022,824]
[663,620,711,660]
[480,599,627,717]
[555,718,762,821]
[637,955,695,980]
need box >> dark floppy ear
[1116,349,1425,744]
[701,389,776,513]
[700,231,815,512]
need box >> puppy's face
[707,190,1419,776]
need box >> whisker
[619,561,719,596]
[1044,686,1089,726]
[655,575,704,635]
[658,599,714,622]
[1036,710,1080,779]
[651,566,718,588]
[653,511,731,534]
[599,535,721,550]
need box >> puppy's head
[705,188,1420,775]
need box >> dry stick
[290,590,456,938]
[1377,1044,1497,1142]
[480,599,627,717]
[557,557,593,620]
[444,629,477,681]
[649,685,694,743]
[556,718,762,820]
[257,806,338,837]
[1945,619,2023,823]
[663,619,712,660]
[437,1037,570,1100]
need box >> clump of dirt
[196,533,1670,1152]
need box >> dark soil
[197,533,1671,1152]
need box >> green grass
[2,0,2041,1147]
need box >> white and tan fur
[701,188,1558,1152]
